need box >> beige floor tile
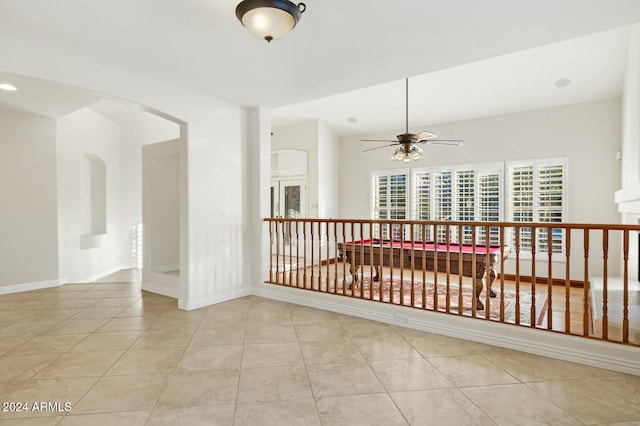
[72,374,169,414]
[34,351,123,379]
[53,299,100,309]
[244,323,297,344]
[0,310,38,323]
[22,309,84,322]
[96,316,157,333]
[0,320,60,337]
[106,348,184,376]
[487,348,623,382]
[4,300,57,310]
[58,411,150,425]
[196,315,245,330]
[67,290,115,299]
[241,343,303,369]
[0,416,61,424]
[247,310,293,327]
[370,358,455,391]
[130,330,194,349]
[401,332,481,358]
[177,345,242,372]
[0,335,31,355]
[155,370,239,409]
[69,331,141,352]
[428,355,519,387]
[299,337,365,365]
[43,318,109,335]
[148,317,201,332]
[294,321,348,342]
[248,297,292,314]
[116,304,167,318]
[189,327,245,346]
[146,404,235,426]
[341,318,396,340]
[307,362,385,397]
[290,305,346,325]
[234,399,321,426]
[0,354,59,381]
[1,377,98,419]
[9,334,89,355]
[353,333,421,361]
[462,383,581,425]
[315,393,408,426]
[90,297,140,308]
[391,388,494,425]
[71,307,128,320]
[138,293,175,306]
[527,377,640,424]
[237,366,312,403]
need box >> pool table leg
[474,276,485,310]
[348,262,360,290]
[487,268,497,298]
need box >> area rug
[338,275,549,326]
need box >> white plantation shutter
[537,164,564,253]
[507,158,566,255]
[509,165,534,251]
[456,169,474,243]
[371,170,408,239]
[477,170,502,245]
[410,163,503,244]
[412,171,432,241]
[433,171,452,242]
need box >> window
[507,158,567,255]
[409,163,503,244]
[370,157,566,254]
[371,170,408,240]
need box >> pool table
[337,239,510,310]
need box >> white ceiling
[0,1,639,133]
[272,26,630,137]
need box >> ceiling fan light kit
[362,78,464,163]
[236,0,306,43]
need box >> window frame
[369,157,567,259]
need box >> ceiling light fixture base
[236,0,306,43]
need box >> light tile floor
[0,269,639,425]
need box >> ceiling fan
[362,78,464,162]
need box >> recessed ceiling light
[347,117,358,123]
[554,78,571,88]
[0,83,17,91]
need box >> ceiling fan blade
[422,139,465,147]
[413,131,437,141]
[363,143,399,152]
[361,139,397,142]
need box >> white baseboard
[179,287,252,311]
[253,283,640,377]
[142,282,180,299]
[0,278,61,295]
[152,264,180,274]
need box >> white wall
[318,121,340,218]
[0,36,254,309]
[57,107,127,282]
[271,119,340,219]
[339,99,622,278]
[0,108,58,290]
[272,120,318,217]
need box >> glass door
[271,179,306,219]
[270,179,306,265]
